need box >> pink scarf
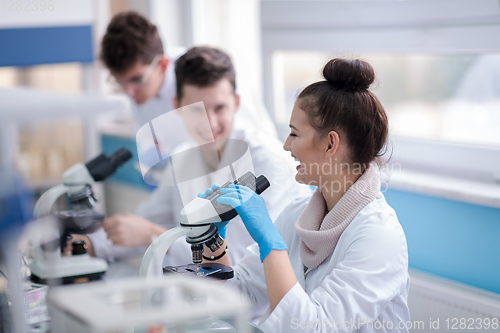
[294,163,381,269]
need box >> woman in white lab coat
[200,58,410,332]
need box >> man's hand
[103,213,166,247]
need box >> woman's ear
[325,131,340,159]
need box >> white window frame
[261,0,500,183]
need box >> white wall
[146,0,264,104]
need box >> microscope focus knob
[72,240,88,255]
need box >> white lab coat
[228,192,410,333]
[89,126,311,265]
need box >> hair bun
[322,58,374,91]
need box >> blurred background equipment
[0,168,36,333]
[48,275,252,333]
[30,147,132,285]
[0,74,127,333]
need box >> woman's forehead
[290,104,310,126]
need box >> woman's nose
[283,136,291,151]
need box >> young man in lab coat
[99,11,276,153]
[76,15,308,265]
[100,11,190,150]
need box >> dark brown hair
[298,58,389,166]
[100,11,163,74]
[175,46,236,101]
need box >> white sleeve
[226,243,270,321]
[258,217,408,333]
[226,207,296,321]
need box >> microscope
[140,171,269,280]
[30,147,132,284]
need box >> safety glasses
[107,54,163,90]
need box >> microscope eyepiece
[109,148,133,167]
[255,175,270,194]
[85,147,132,182]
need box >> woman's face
[283,103,329,185]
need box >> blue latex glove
[217,184,288,262]
[197,184,228,239]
